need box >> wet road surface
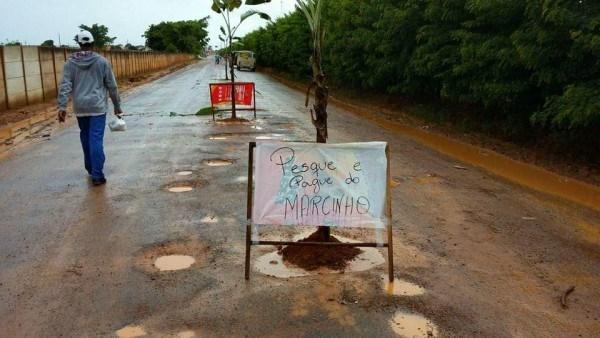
[1,60,599,337]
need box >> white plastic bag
[109,117,126,132]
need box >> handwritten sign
[210,82,254,107]
[252,142,388,228]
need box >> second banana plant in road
[211,0,271,119]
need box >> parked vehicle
[233,50,256,71]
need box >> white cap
[75,31,94,44]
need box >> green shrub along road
[241,0,599,163]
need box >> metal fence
[0,45,195,111]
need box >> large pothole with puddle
[254,231,385,278]
[134,238,211,274]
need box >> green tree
[41,40,55,47]
[143,19,209,54]
[78,24,116,47]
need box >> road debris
[561,285,575,309]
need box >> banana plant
[297,0,327,143]
[297,0,330,240]
[212,0,271,119]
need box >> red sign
[210,82,254,107]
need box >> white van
[234,51,256,71]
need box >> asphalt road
[1,60,599,337]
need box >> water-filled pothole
[154,255,196,271]
[134,238,210,274]
[164,180,205,193]
[177,171,194,176]
[389,311,439,338]
[116,325,146,338]
[200,215,219,223]
[206,132,264,140]
[169,186,193,193]
[202,159,234,167]
[255,134,284,140]
[382,275,426,296]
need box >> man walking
[57,30,123,186]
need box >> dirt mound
[279,230,361,271]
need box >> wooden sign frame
[244,142,395,282]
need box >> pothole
[154,255,196,271]
[234,176,248,183]
[169,186,193,193]
[163,180,205,193]
[206,132,264,140]
[177,171,194,176]
[116,325,146,338]
[255,134,284,140]
[381,275,426,296]
[134,238,210,274]
[254,233,385,278]
[208,135,228,140]
[389,311,439,338]
[202,159,234,167]
[200,215,219,223]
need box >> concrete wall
[0,46,194,111]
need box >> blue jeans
[77,115,106,180]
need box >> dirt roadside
[0,60,198,127]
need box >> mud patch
[389,311,438,338]
[280,231,361,271]
[202,158,235,167]
[154,255,195,271]
[134,238,210,274]
[116,325,146,338]
[382,275,426,296]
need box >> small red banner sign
[210,82,255,107]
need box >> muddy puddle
[381,275,426,296]
[389,311,438,337]
[154,255,196,271]
[134,238,210,274]
[177,171,193,176]
[254,233,385,278]
[116,325,146,338]
[202,159,234,167]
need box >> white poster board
[252,142,388,228]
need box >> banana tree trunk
[230,42,237,119]
[312,47,329,238]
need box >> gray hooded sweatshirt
[58,51,121,117]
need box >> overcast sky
[0,0,296,47]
